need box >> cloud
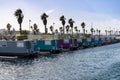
[46,9,55,15]
[68,11,120,34]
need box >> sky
[0,0,120,34]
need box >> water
[0,43,120,80]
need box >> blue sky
[0,0,120,33]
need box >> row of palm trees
[13,9,119,37]
[13,9,84,35]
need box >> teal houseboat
[35,39,61,53]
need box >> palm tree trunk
[71,27,74,48]
[52,30,54,34]
[45,25,47,34]
[92,32,93,36]
[20,24,22,34]
[63,25,64,34]
[99,32,100,38]
[72,28,73,37]
[83,28,85,38]
[106,32,107,37]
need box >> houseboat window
[0,42,7,47]
[77,39,82,42]
[45,40,51,45]
[17,42,24,47]
[64,39,69,43]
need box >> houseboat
[0,40,38,56]
[35,39,61,54]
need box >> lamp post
[53,22,55,33]
[29,20,31,33]
[53,22,55,39]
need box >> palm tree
[98,30,101,37]
[90,28,94,35]
[60,15,66,34]
[66,25,70,34]
[68,18,75,47]
[41,13,48,34]
[111,30,113,35]
[74,26,78,33]
[105,30,107,36]
[50,25,53,34]
[68,18,74,36]
[33,24,37,34]
[6,23,12,34]
[109,30,111,36]
[14,9,24,34]
[55,29,58,34]
[96,29,99,35]
[81,22,86,36]
[33,23,39,35]
[86,30,88,34]
[119,31,120,35]
[115,31,118,35]
[59,27,63,34]
[93,30,95,35]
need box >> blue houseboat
[82,38,88,48]
[69,39,78,50]
[94,37,101,46]
[77,38,83,48]
[0,40,38,56]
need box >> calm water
[0,43,120,80]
